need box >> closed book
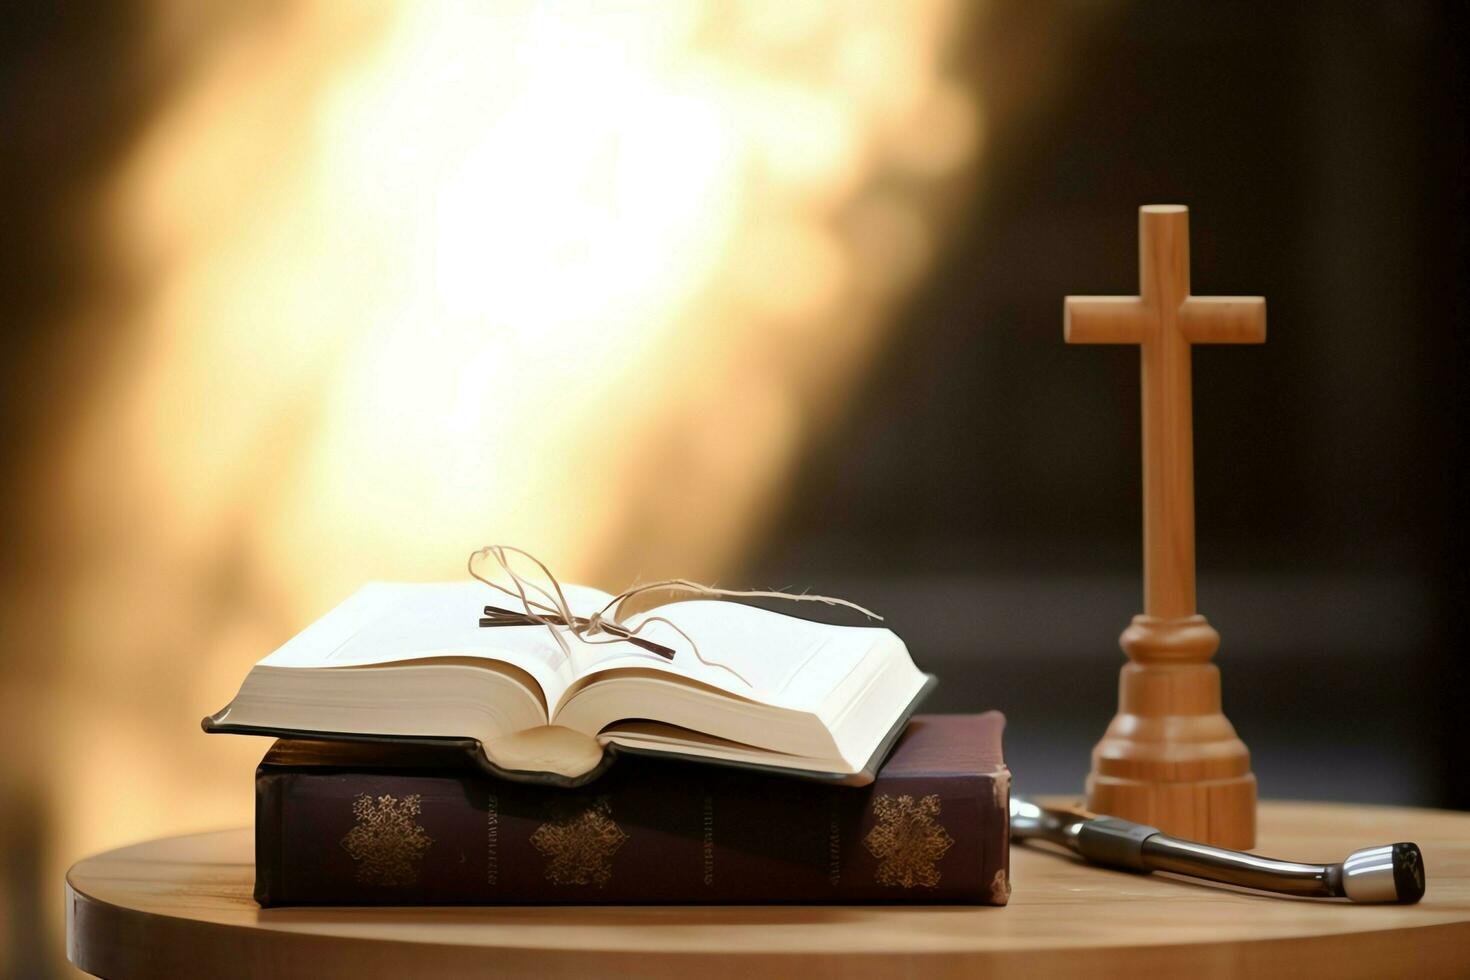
[254,712,1010,907]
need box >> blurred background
[1,1,1465,974]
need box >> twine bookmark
[468,545,882,688]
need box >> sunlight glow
[41,1,980,959]
[86,1,979,610]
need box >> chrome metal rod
[1141,834,1338,897]
[1009,795,1424,904]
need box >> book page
[259,581,615,708]
[570,600,889,710]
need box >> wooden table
[67,801,1470,979]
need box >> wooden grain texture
[67,801,1470,979]
[1066,205,1266,848]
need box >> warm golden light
[23,1,983,968]
[86,0,982,600]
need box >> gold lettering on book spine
[340,793,433,886]
[702,795,715,886]
[530,796,628,887]
[486,793,499,886]
[862,793,953,888]
[827,795,842,886]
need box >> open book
[205,581,933,786]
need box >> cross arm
[1064,296,1147,344]
[1179,296,1266,344]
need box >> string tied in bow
[467,545,882,688]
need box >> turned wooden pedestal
[1087,616,1256,848]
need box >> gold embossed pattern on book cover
[862,793,954,888]
[530,796,629,887]
[340,793,434,886]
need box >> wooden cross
[1065,205,1263,848]
[1065,205,1264,620]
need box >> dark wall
[756,1,1468,808]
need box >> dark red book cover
[254,712,1010,906]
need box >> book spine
[253,768,283,907]
[255,761,1009,906]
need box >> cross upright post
[1065,205,1263,848]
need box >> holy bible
[254,713,1009,906]
[207,581,932,786]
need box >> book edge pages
[608,673,936,786]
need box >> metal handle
[1140,834,1339,897]
[1009,795,1425,904]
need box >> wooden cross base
[1086,614,1256,849]
[1066,205,1264,849]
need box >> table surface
[67,800,1470,979]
